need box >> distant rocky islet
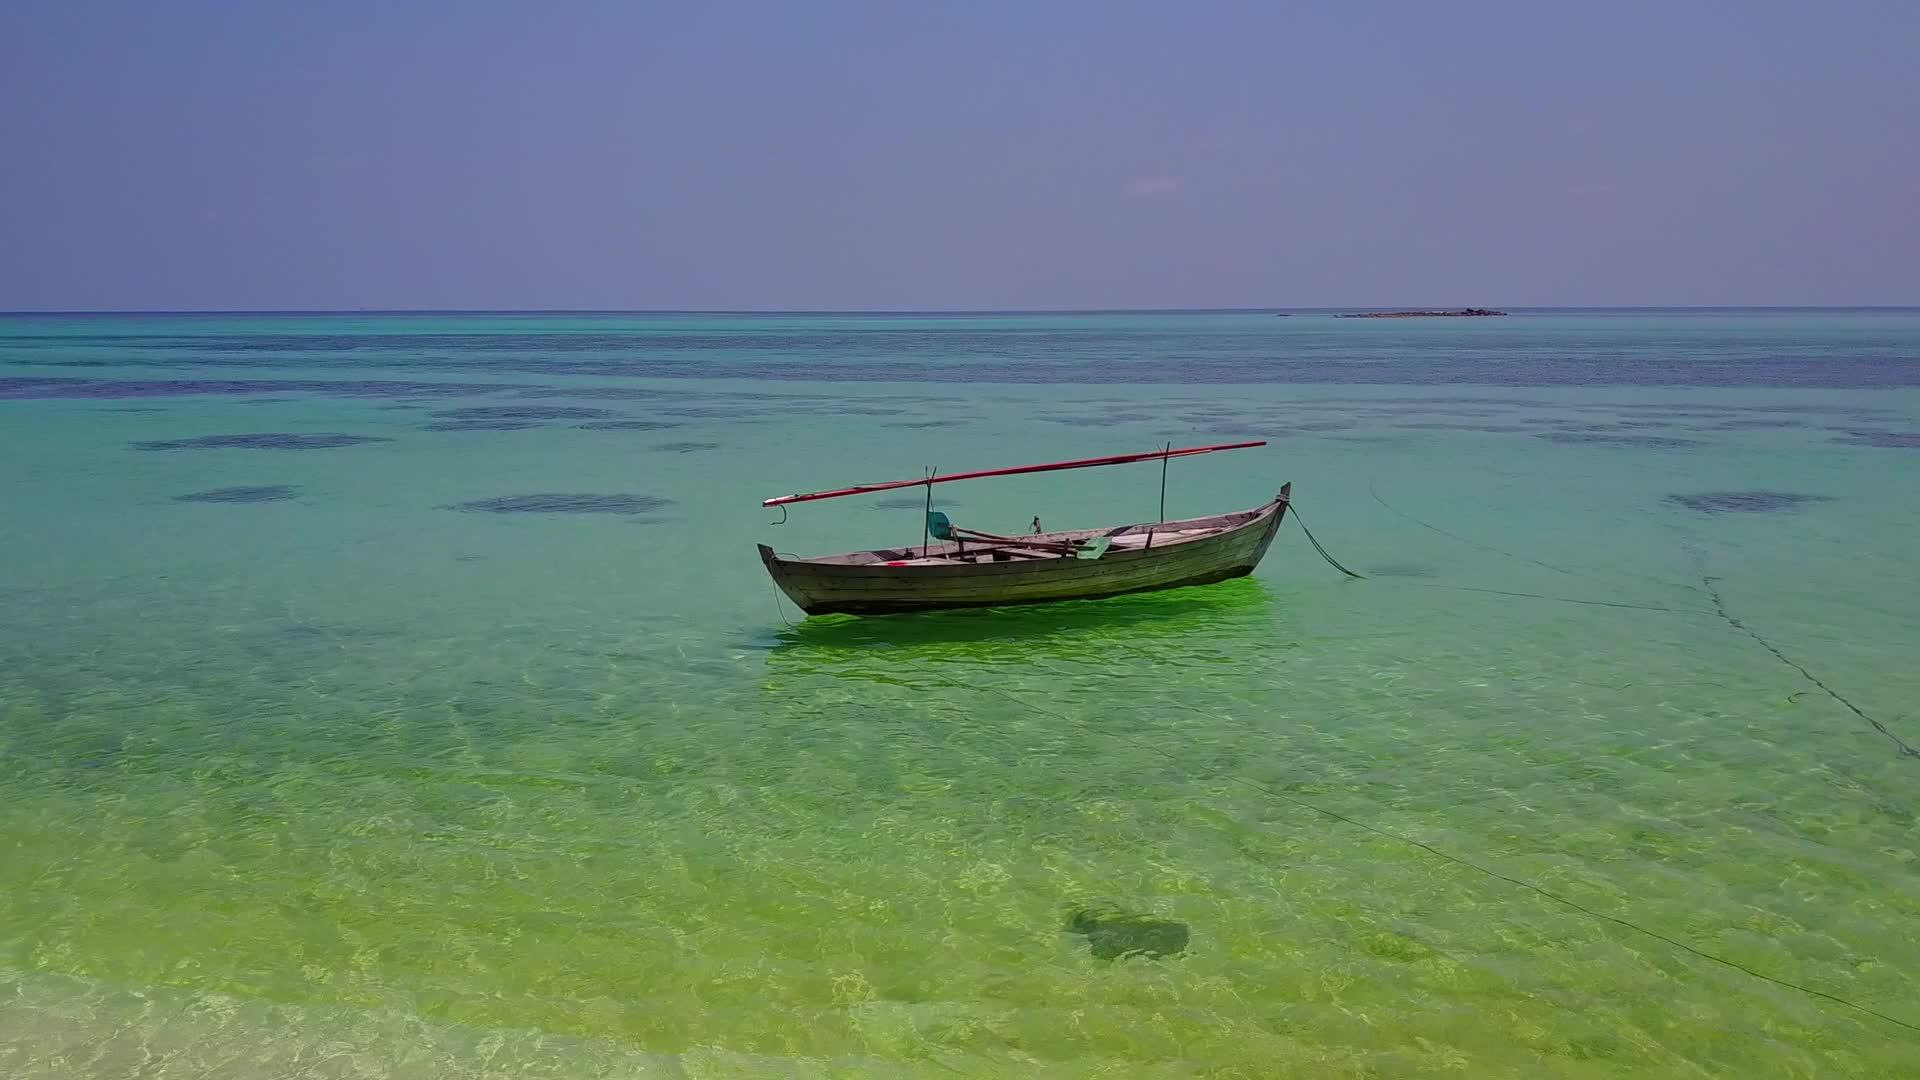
[1338,308,1508,319]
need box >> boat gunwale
[763,497,1286,576]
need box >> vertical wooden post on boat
[1158,441,1171,522]
[921,467,936,557]
[1146,442,1172,551]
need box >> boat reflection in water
[758,574,1286,685]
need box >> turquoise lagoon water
[2,310,1918,1076]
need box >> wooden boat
[758,442,1289,617]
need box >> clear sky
[2,1,1915,311]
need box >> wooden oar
[948,525,1080,553]
[949,526,1112,560]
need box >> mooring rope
[1368,477,1585,578]
[1368,478,1702,595]
[903,665,1920,1035]
[1287,504,1366,579]
[766,578,795,627]
[1358,493,1911,758]
[1401,582,1711,616]
[1293,499,1716,615]
[1687,558,1919,761]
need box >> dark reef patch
[657,405,774,419]
[1537,432,1704,449]
[173,485,300,504]
[1665,491,1832,514]
[1390,421,1533,433]
[452,494,673,515]
[574,419,682,431]
[277,621,395,642]
[1066,908,1189,961]
[430,405,615,422]
[1708,417,1807,430]
[510,385,669,401]
[1,376,512,400]
[1200,426,1286,438]
[1831,430,1920,449]
[1629,408,1733,420]
[421,419,547,431]
[132,433,389,451]
[11,328,1920,390]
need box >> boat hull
[759,494,1288,617]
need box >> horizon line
[4,305,1919,317]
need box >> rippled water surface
[3,311,1919,1077]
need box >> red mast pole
[761,440,1267,508]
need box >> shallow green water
[3,312,1919,1076]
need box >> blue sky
[2,1,1915,309]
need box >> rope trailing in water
[1402,582,1711,616]
[765,559,799,627]
[907,666,1920,1035]
[1369,477,1702,595]
[1356,476,1726,614]
[1361,490,1909,754]
[767,582,794,627]
[1369,477,1582,578]
[1288,504,1366,579]
[1693,566,1919,761]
